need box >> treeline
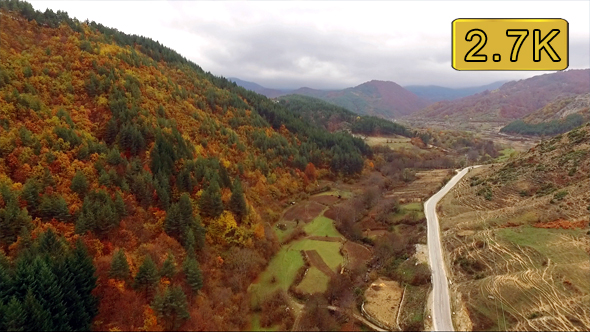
[278,94,411,137]
[500,114,586,136]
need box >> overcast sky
[30,1,590,89]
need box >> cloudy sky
[31,1,590,89]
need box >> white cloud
[30,1,590,89]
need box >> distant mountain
[229,78,431,118]
[410,69,590,123]
[228,77,289,98]
[289,80,431,118]
[404,81,507,102]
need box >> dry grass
[363,278,404,330]
[439,162,590,331]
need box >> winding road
[425,166,480,331]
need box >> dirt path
[305,250,336,278]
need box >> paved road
[425,166,480,331]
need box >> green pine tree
[23,288,53,331]
[109,249,130,281]
[182,256,203,294]
[70,170,89,197]
[163,203,182,239]
[133,256,159,298]
[199,180,223,219]
[65,239,97,330]
[229,178,247,222]
[3,296,26,331]
[151,285,189,331]
[20,179,40,214]
[160,254,176,280]
[114,191,126,217]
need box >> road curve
[425,166,480,331]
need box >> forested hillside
[277,94,411,136]
[500,94,590,136]
[0,1,372,330]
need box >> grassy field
[496,226,590,291]
[304,215,341,237]
[296,267,330,294]
[391,202,425,223]
[495,148,517,162]
[290,239,344,270]
[249,246,305,306]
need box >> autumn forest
[0,0,553,331]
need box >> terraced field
[439,146,590,332]
[249,192,348,311]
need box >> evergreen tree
[38,194,70,222]
[70,170,89,197]
[228,178,247,222]
[160,254,176,279]
[106,147,123,165]
[134,256,159,298]
[155,171,171,211]
[31,258,69,331]
[199,180,223,219]
[184,229,196,257]
[20,179,40,214]
[64,239,97,330]
[182,256,203,294]
[23,288,54,332]
[0,186,32,246]
[109,249,129,281]
[104,118,119,146]
[163,203,182,240]
[152,285,189,331]
[176,168,192,193]
[114,191,126,217]
[3,297,25,331]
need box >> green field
[296,267,330,294]
[496,226,587,262]
[249,246,304,306]
[304,215,341,237]
[391,202,425,223]
[495,148,516,162]
[290,239,343,270]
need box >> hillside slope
[404,81,506,102]
[0,2,372,331]
[289,80,431,118]
[438,123,590,331]
[410,69,590,123]
[277,94,410,136]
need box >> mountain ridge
[404,80,508,102]
[409,69,590,123]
